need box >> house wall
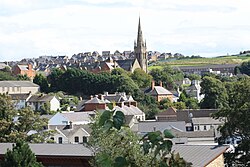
[50,97,60,111]
[0,86,39,94]
[156,95,173,102]
[68,128,90,144]
[84,103,106,111]
[52,132,68,144]
[193,124,221,137]
[206,154,225,167]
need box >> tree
[1,140,43,167]
[89,110,191,167]
[200,76,228,109]
[130,68,152,88]
[33,74,49,93]
[17,74,30,81]
[238,61,250,76]
[0,94,53,143]
[186,74,201,81]
[214,78,250,166]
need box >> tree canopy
[200,76,228,109]
[214,78,250,166]
[0,94,53,143]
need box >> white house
[192,117,224,138]
[48,124,91,144]
[48,111,95,125]
[27,94,60,111]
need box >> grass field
[148,55,250,71]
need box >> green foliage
[130,68,152,88]
[150,65,184,90]
[33,74,49,93]
[0,71,16,80]
[214,78,250,166]
[39,102,51,115]
[1,140,43,167]
[200,76,228,109]
[0,94,53,143]
[186,74,201,81]
[17,74,30,81]
[238,60,250,76]
[89,109,190,167]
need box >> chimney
[28,64,32,70]
[151,80,155,90]
[90,95,93,100]
[104,92,108,96]
[159,81,163,87]
[153,126,156,132]
[69,121,73,129]
[79,96,83,101]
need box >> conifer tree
[1,140,43,167]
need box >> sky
[0,0,250,61]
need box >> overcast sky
[0,0,250,61]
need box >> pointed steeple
[137,16,144,48]
[134,16,148,73]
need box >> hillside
[148,55,250,70]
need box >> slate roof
[144,86,173,95]
[0,143,93,157]
[9,93,31,100]
[0,81,39,87]
[157,107,177,116]
[116,59,136,71]
[61,111,95,122]
[114,105,144,116]
[170,128,215,138]
[49,124,92,137]
[177,109,218,123]
[85,97,106,104]
[192,117,224,125]
[138,121,186,133]
[172,145,228,167]
[27,94,56,102]
[17,64,29,71]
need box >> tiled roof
[172,145,228,167]
[0,81,39,87]
[170,128,215,138]
[0,143,93,157]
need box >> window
[204,125,207,130]
[197,125,200,131]
[58,137,63,144]
[74,136,79,143]
[12,87,15,92]
[83,136,87,143]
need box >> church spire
[137,16,144,48]
[134,16,148,73]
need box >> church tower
[134,17,148,73]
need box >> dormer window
[74,136,79,143]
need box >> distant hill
[149,54,250,71]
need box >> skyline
[1,0,250,61]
